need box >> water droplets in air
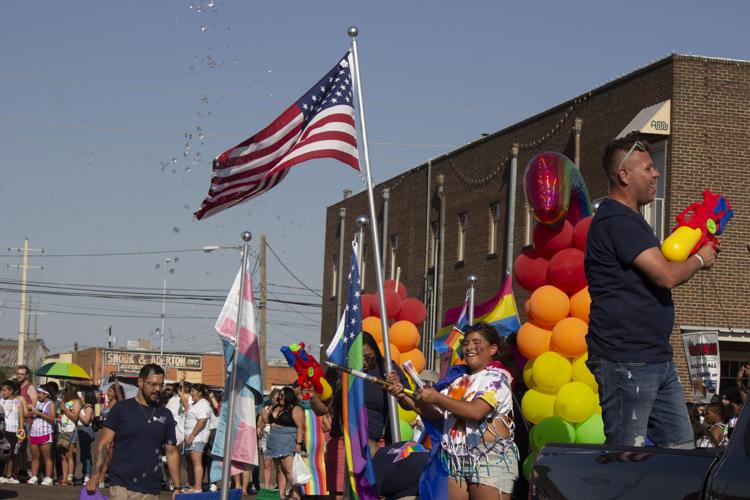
[172,226,180,233]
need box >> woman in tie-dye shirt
[389,322,519,499]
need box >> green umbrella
[35,362,92,380]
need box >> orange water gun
[661,189,733,261]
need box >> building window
[457,212,468,262]
[331,253,338,298]
[429,221,439,268]
[524,202,534,247]
[488,202,501,255]
[640,140,667,241]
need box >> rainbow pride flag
[302,409,327,495]
[437,276,520,340]
[326,242,378,500]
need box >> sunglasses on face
[618,140,647,171]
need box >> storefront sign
[681,331,721,403]
[104,350,203,374]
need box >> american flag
[195,53,359,220]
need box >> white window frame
[640,140,668,241]
[457,212,468,262]
[488,202,501,255]
[389,234,399,280]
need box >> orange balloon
[550,317,589,358]
[362,316,383,343]
[528,285,570,328]
[517,322,552,360]
[400,348,426,373]
[377,342,401,364]
[570,287,591,323]
[389,320,421,351]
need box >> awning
[616,99,671,138]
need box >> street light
[159,258,171,357]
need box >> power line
[265,241,322,298]
[0,247,244,258]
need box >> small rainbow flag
[437,276,520,340]
[302,408,327,495]
[387,441,428,463]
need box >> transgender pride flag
[326,241,377,499]
[210,264,262,479]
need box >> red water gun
[661,189,733,261]
[280,343,333,401]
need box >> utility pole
[8,239,43,365]
[258,234,268,394]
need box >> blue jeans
[586,357,694,448]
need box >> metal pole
[505,145,519,277]
[160,258,170,358]
[336,206,347,319]
[17,239,28,365]
[381,187,390,278]
[356,215,368,272]
[259,235,268,395]
[573,118,583,168]
[467,275,477,325]
[220,231,252,500]
[348,26,400,441]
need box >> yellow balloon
[532,351,572,393]
[398,405,418,424]
[521,388,556,424]
[571,353,598,392]
[522,359,536,389]
[554,382,596,423]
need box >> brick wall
[321,55,750,401]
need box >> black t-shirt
[584,198,674,363]
[105,398,177,494]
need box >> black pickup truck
[530,401,749,499]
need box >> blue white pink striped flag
[210,263,262,479]
[195,52,359,220]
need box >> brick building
[320,54,750,401]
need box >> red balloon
[533,220,574,259]
[573,216,593,252]
[513,250,550,292]
[360,293,374,318]
[399,298,427,326]
[547,248,587,293]
[372,289,402,320]
[384,279,408,300]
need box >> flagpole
[220,231,252,500]
[348,25,400,442]
[467,274,477,325]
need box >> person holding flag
[388,322,519,500]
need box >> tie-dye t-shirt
[439,365,513,454]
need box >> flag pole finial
[241,231,253,242]
[347,26,359,38]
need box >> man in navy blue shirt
[585,135,716,448]
[87,364,181,499]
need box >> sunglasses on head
[618,140,647,171]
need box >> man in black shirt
[585,135,716,448]
[86,364,181,499]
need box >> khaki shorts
[109,485,159,500]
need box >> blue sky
[1,1,748,362]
